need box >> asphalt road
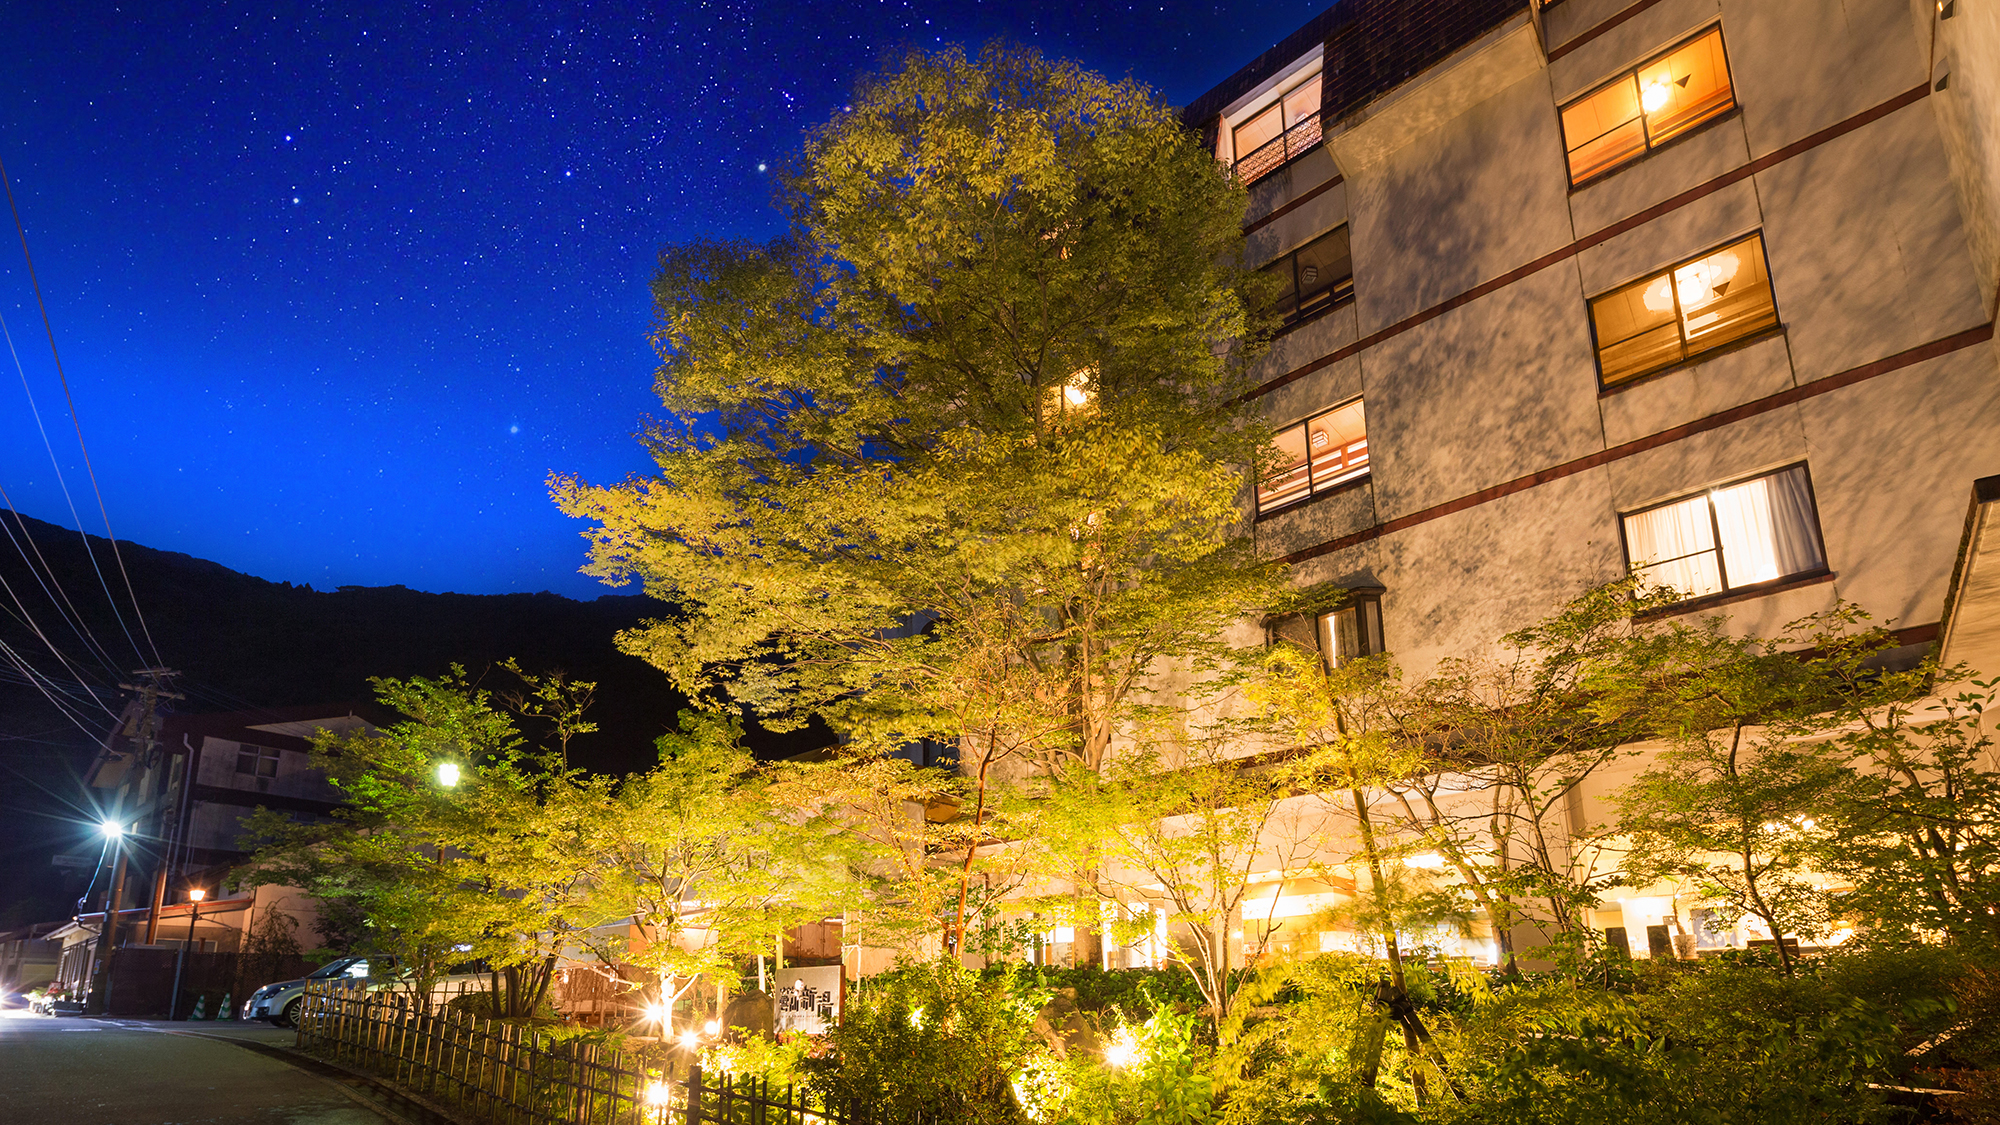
[0,1010,398,1125]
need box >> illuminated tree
[551,45,1281,948]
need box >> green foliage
[552,39,1286,962]
[1063,999,1218,1125]
[708,1032,811,1088]
[550,42,1277,781]
[561,711,852,1002]
[806,958,1046,1125]
[1817,672,2000,945]
[985,964,1206,1018]
[1017,724,1337,1036]
[243,668,851,1023]
[1433,955,1939,1125]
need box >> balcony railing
[1233,112,1324,186]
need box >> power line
[0,153,165,671]
[0,638,105,738]
[0,481,125,682]
[0,307,129,678]
[0,516,120,722]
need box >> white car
[243,954,490,1026]
[243,954,388,1027]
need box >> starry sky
[0,1,1328,601]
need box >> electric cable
[0,638,103,738]
[0,486,124,700]
[0,521,119,720]
[0,306,129,680]
[0,152,165,671]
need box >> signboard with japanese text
[772,965,842,1035]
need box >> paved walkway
[0,1009,397,1125]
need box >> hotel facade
[1040,0,2000,969]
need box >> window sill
[1254,472,1371,523]
[1633,567,1833,620]
[1271,292,1356,341]
[1567,106,1743,195]
[1597,324,1788,398]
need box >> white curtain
[1710,466,1823,588]
[1623,494,1720,598]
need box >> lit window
[235,745,280,779]
[1588,232,1778,387]
[1263,226,1354,327]
[1230,72,1323,186]
[1561,27,1736,185]
[1622,465,1826,600]
[1257,398,1368,514]
[1316,595,1384,668]
[1266,589,1386,668]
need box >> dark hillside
[0,512,819,925]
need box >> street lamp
[435,761,461,788]
[168,888,206,1021]
[86,818,133,1014]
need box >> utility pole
[83,669,180,1014]
[118,668,182,945]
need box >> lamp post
[86,819,130,1015]
[168,888,206,1021]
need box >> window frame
[235,744,281,779]
[1227,69,1326,186]
[1262,225,1355,331]
[1255,396,1370,517]
[1560,24,1739,188]
[1585,229,1782,391]
[1263,587,1387,670]
[1315,592,1385,670]
[1616,462,1830,605]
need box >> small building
[65,704,379,1008]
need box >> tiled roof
[1183,0,1530,129]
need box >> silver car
[243,954,391,1026]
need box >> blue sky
[0,1,1326,599]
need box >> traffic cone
[214,992,230,1020]
[191,994,207,1020]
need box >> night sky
[1,2,1325,601]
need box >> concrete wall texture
[1208,0,2000,679]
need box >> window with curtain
[1561,26,1736,185]
[1262,226,1354,327]
[1257,397,1368,514]
[1589,232,1779,387]
[1621,465,1826,600]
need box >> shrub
[985,964,1207,1020]
[805,958,1046,1125]
[1064,998,1218,1125]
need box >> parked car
[243,954,489,1026]
[243,954,386,1026]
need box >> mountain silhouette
[0,511,820,926]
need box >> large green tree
[554,43,1280,952]
[556,49,1271,746]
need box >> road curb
[155,1027,475,1125]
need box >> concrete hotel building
[1151,0,2000,959]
